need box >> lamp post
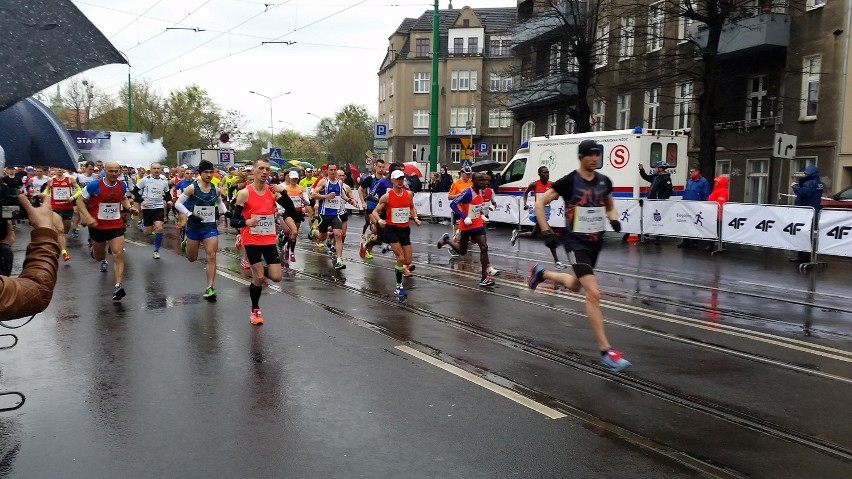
[249,90,290,138]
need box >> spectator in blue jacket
[789,165,824,262]
[678,165,710,248]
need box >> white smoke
[88,132,167,169]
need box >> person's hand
[1,220,14,246]
[541,229,561,249]
[18,194,56,230]
[245,218,258,227]
[326,192,336,199]
[378,219,386,227]
[610,219,622,233]
[414,217,421,226]
[638,163,644,170]
[523,204,530,211]
[463,217,473,226]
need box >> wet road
[1,218,851,478]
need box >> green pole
[127,71,132,132]
[428,0,439,175]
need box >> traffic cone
[626,234,640,243]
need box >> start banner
[642,200,718,239]
[722,203,814,251]
[816,209,852,258]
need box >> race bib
[289,195,303,208]
[468,204,481,219]
[572,206,606,233]
[390,207,409,224]
[98,202,121,220]
[52,187,71,201]
[249,214,275,235]
[194,205,216,223]
[324,197,342,210]
[147,186,164,198]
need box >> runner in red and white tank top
[46,171,80,262]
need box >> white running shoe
[487,266,499,276]
[555,261,568,271]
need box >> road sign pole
[428,0,439,175]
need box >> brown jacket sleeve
[0,228,60,321]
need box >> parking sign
[375,123,388,138]
[219,150,231,164]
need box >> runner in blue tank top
[310,163,358,270]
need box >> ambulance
[497,128,689,198]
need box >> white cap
[288,170,299,179]
[391,170,405,180]
[136,164,144,169]
[163,167,170,173]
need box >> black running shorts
[244,244,280,266]
[564,248,600,278]
[89,227,125,243]
[383,225,411,246]
[142,208,165,227]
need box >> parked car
[821,185,852,209]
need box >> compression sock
[249,283,262,310]
[395,265,404,285]
[289,236,297,252]
[154,232,163,251]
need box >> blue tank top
[186,180,218,228]
[318,180,342,216]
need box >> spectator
[344,170,356,189]
[428,172,440,192]
[638,160,673,244]
[678,164,710,248]
[408,173,422,193]
[487,170,500,191]
[437,165,452,192]
[705,175,729,251]
[789,165,824,262]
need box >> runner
[174,168,194,242]
[436,172,495,287]
[527,139,631,372]
[335,168,358,255]
[310,163,357,270]
[26,167,50,197]
[446,165,473,258]
[71,161,98,238]
[76,160,137,301]
[175,160,228,300]
[358,159,384,247]
[372,169,421,298]
[363,162,403,259]
[275,170,308,263]
[510,166,566,270]
[137,163,170,259]
[229,158,283,325]
[45,169,80,262]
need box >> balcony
[512,1,586,50]
[507,71,577,111]
[448,48,483,58]
[713,116,781,131]
[692,13,790,60]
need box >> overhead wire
[107,0,165,40]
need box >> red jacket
[708,176,729,219]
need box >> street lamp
[249,90,290,137]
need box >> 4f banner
[722,203,814,252]
[816,209,852,258]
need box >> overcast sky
[69,0,514,139]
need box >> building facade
[377,5,518,170]
[509,0,852,203]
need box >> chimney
[448,1,453,9]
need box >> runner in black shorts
[372,169,421,297]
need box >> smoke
[88,132,167,168]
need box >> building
[377,4,517,170]
[509,0,852,203]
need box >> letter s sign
[609,145,630,169]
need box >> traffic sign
[219,150,231,164]
[478,142,489,154]
[773,133,797,159]
[375,123,388,139]
[373,138,388,153]
[269,147,282,160]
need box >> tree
[330,125,370,166]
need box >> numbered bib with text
[572,206,606,233]
[325,197,342,210]
[194,205,216,223]
[391,207,410,224]
[250,214,276,235]
[289,196,303,208]
[98,202,121,220]
[52,187,71,201]
[468,205,481,219]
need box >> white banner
[722,203,814,251]
[413,192,431,217]
[816,209,852,257]
[430,193,452,218]
[642,200,718,239]
[490,195,520,224]
[608,199,641,234]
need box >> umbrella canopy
[401,162,423,177]
[0,97,81,171]
[0,0,127,111]
[470,159,502,172]
[286,160,315,170]
[348,163,360,183]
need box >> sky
[67,0,515,139]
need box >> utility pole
[127,70,132,132]
[428,0,439,176]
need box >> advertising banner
[413,192,431,217]
[519,197,566,228]
[608,199,642,234]
[816,209,852,258]
[177,149,201,167]
[430,192,452,218]
[722,203,814,251]
[489,194,520,224]
[67,129,110,151]
[643,200,718,239]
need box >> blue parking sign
[375,123,388,138]
[478,143,489,153]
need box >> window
[490,38,511,56]
[716,159,731,178]
[501,157,527,184]
[389,77,394,97]
[806,0,825,10]
[450,143,461,163]
[415,38,430,57]
[468,37,478,55]
[488,108,511,128]
[678,1,693,43]
[565,52,579,73]
[620,16,635,59]
[521,121,535,143]
[746,75,767,122]
[489,73,511,92]
[549,44,561,74]
[388,111,394,131]
[675,82,692,129]
[800,55,820,120]
[414,72,430,93]
[565,114,576,134]
[746,159,769,204]
[648,2,664,52]
[617,94,631,129]
[454,38,464,55]
[490,73,499,92]
[596,23,609,67]
[592,99,606,132]
[492,144,508,163]
[644,88,659,129]
[451,71,477,91]
[413,109,429,129]
[379,82,385,102]
[450,107,475,128]
[548,112,558,136]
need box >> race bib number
[98,202,121,220]
[147,186,164,199]
[468,204,481,219]
[194,205,216,223]
[289,195,303,208]
[324,197,342,210]
[390,207,409,224]
[572,206,606,233]
[52,187,71,201]
[250,214,275,235]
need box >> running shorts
[89,227,125,243]
[460,227,486,240]
[564,248,600,278]
[185,228,219,242]
[383,225,411,246]
[142,208,165,227]
[54,209,74,221]
[318,214,343,233]
[244,244,280,266]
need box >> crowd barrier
[408,192,852,261]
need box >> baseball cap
[288,170,300,179]
[577,139,601,157]
[460,165,473,174]
[163,167,170,173]
[136,164,144,169]
[391,170,405,180]
[654,160,669,169]
[229,165,237,171]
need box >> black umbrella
[470,159,502,172]
[0,0,127,111]
[0,97,81,171]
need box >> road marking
[395,345,567,420]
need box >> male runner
[510,166,566,269]
[275,170,308,263]
[362,162,403,259]
[45,169,80,262]
[76,160,138,300]
[71,161,98,238]
[437,172,495,287]
[445,165,473,257]
[527,139,631,372]
[175,160,228,300]
[26,167,50,196]
[311,163,357,270]
[137,163,170,259]
[230,158,283,324]
[372,169,421,297]
[358,159,384,246]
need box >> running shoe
[328,244,336,256]
[364,250,374,260]
[308,229,315,241]
[447,248,460,258]
[62,250,70,262]
[381,244,391,255]
[71,230,79,239]
[486,266,499,276]
[394,286,407,297]
[334,258,346,270]
[479,275,495,287]
[153,251,161,259]
[402,265,413,277]
[87,238,93,248]
[555,261,568,271]
[202,287,216,300]
[277,234,287,249]
[288,252,296,263]
[180,239,187,253]
[436,233,450,249]
[112,284,126,301]
[240,258,251,269]
[528,263,545,290]
[359,241,367,259]
[250,309,264,325]
[100,260,108,273]
[601,349,632,372]
[509,229,519,246]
